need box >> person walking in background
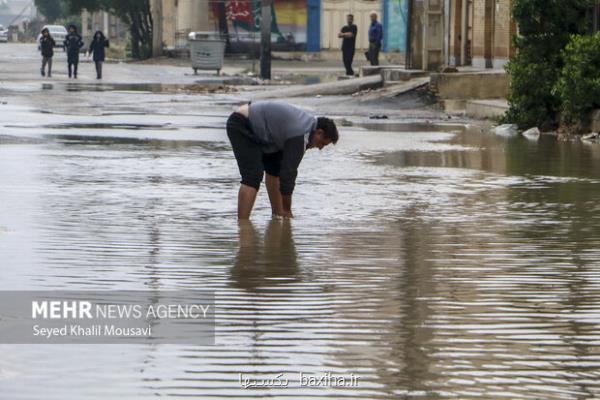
[88,31,109,79]
[39,28,55,78]
[64,25,84,79]
[368,11,383,66]
[338,14,357,76]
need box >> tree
[504,0,595,129]
[64,0,153,59]
[35,0,68,23]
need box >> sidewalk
[136,56,359,79]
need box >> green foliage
[504,41,562,128]
[512,0,594,37]
[557,33,600,126]
[64,0,153,59]
[504,0,595,129]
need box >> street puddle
[37,123,177,131]
[62,81,247,94]
[3,113,600,400]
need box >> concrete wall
[430,71,509,99]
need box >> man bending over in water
[226,101,339,220]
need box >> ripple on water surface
[1,124,600,399]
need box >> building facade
[149,0,514,68]
[151,0,408,55]
[408,0,515,71]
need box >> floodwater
[2,112,600,399]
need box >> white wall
[321,0,382,50]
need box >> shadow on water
[230,219,299,292]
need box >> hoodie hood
[93,30,105,40]
[68,24,78,33]
[41,28,49,35]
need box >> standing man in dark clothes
[368,11,383,66]
[226,101,339,220]
[338,14,357,76]
[39,28,55,78]
[64,25,84,79]
[88,31,109,79]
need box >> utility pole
[260,0,272,80]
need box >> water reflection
[3,119,600,399]
[231,219,299,292]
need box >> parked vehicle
[37,25,67,49]
[0,25,8,43]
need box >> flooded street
[2,44,600,399]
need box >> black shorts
[227,112,282,191]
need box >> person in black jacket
[338,14,357,76]
[88,30,109,79]
[64,25,84,79]
[39,28,56,78]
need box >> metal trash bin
[188,32,226,75]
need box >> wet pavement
[2,44,600,399]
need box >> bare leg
[238,184,258,220]
[265,174,284,217]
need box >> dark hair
[317,117,339,144]
[348,14,354,18]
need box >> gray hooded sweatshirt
[248,101,317,195]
